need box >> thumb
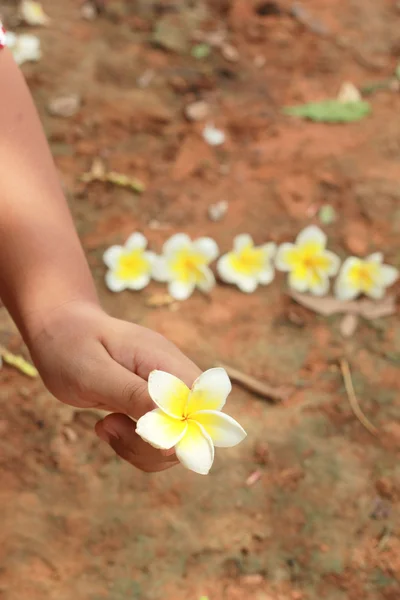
[89,356,154,420]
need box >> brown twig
[216,363,292,403]
[339,359,379,437]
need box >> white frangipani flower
[136,368,247,475]
[217,234,276,293]
[5,32,41,65]
[152,233,219,301]
[275,225,340,296]
[103,232,155,292]
[335,253,398,300]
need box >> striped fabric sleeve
[0,22,6,49]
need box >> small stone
[63,426,78,443]
[208,200,228,222]
[47,94,81,118]
[221,43,240,62]
[240,574,264,586]
[81,2,97,20]
[202,123,225,146]
[184,100,210,122]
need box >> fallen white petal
[175,421,214,475]
[163,233,192,257]
[366,285,385,300]
[148,370,190,418]
[233,234,254,252]
[191,410,247,448]
[192,237,220,262]
[105,271,127,293]
[187,367,231,415]
[103,245,123,269]
[125,232,147,251]
[168,280,195,301]
[136,408,187,450]
[296,225,326,249]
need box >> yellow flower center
[285,241,331,285]
[116,249,150,281]
[228,244,266,276]
[170,249,208,284]
[347,262,378,292]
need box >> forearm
[0,49,98,344]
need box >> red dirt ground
[1,1,400,599]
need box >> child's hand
[27,301,201,473]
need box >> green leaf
[191,43,211,59]
[283,100,371,123]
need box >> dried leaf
[145,294,176,308]
[0,346,38,378]
[283,99,371,123]
[290,291,396,320]
[81,161,145,193]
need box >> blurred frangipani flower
[103,232,155,292]
[217,234,276,293]
[136,368,247,475]
[335,253,398,300]
[152,233,219,301]
[275,225,340,296]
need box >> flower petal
[296,225,326,249]
[275,243,296,272]
[191,410,247,448]
[288,268,309,293]
[334,257,362,300]
[192,237,219,262]
[168,280,195,301]
[127,274,151,291]
[308,274,330,296]
[103,245,123,269]
[236,276,258,293]
[379,264,399,287]
[323,250,341,276]
[367,252,383,264]
[217,254,237,283]
[162,233,192,257]
[258,266,275,285]
[175,420,214,475]
[152,256,170,282]
[136,408,187,450]
[105,271,126,292]
[148,370,190,418]
[196,267,216,293]
[366,285,385,300]
[186,368,231,415]
[233,234,254,252]
[125,232,147,251]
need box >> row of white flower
[103,225,398,302]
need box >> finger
[95,413,179,473]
